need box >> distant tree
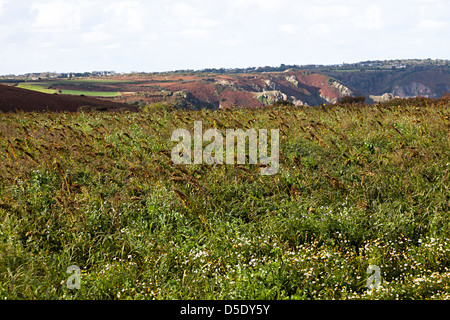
[271,100,294,107]
[338,96,366,104]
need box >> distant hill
[103,70,355,109]
[107,60,449,108]
[1,59,448,110]
[0,84,138,113]
[304,59,450,102]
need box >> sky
[0,0,449,74]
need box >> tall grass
[0,97,449,300]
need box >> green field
[17,82,120,97]
[16,83,57,94]
[0,97,450,300]
[59,90,120,97]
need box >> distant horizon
[1,0,449,76]
[1,57,449,77]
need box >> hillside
[308,59,450,101]
[1,59,448,110]
[0,84,137,113]
[117,70,352,108]
[1,71,353,111]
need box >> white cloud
[195,18,220,29]
[278,24,300,35]
[0,0,449,74]
[307,23,331,37]
[31,1,82,30]
[172,2,204,17]
[229,0,287,13]
[412,0,442,2]
[103,1,147,31]
[295,3,353,22]
[363,5,383,30]
[219,38,243,47]
[81,23,114,43]
[0,0,6,16]
[161,2,220,42]
[417,19,446,30]
[255,0,287,13]
[181,28,210,39]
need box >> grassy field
[16,82,120,97]
[58,90,120,97]
[16,83,57,94]
[0,98,449,300]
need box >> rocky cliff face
[369,93,397,103]
[323,65,450,100]
[112,70,354,109]
[392,82,434,98]
[331,80,353,96]
[256,90,288,105]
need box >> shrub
[339,96,366,104]
[271,100,294,107]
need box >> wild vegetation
[3,59,449,112]
[0,84,135,113]
[16,82,120,98]
[0,97,449,299]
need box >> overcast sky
[0,0,449,74]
